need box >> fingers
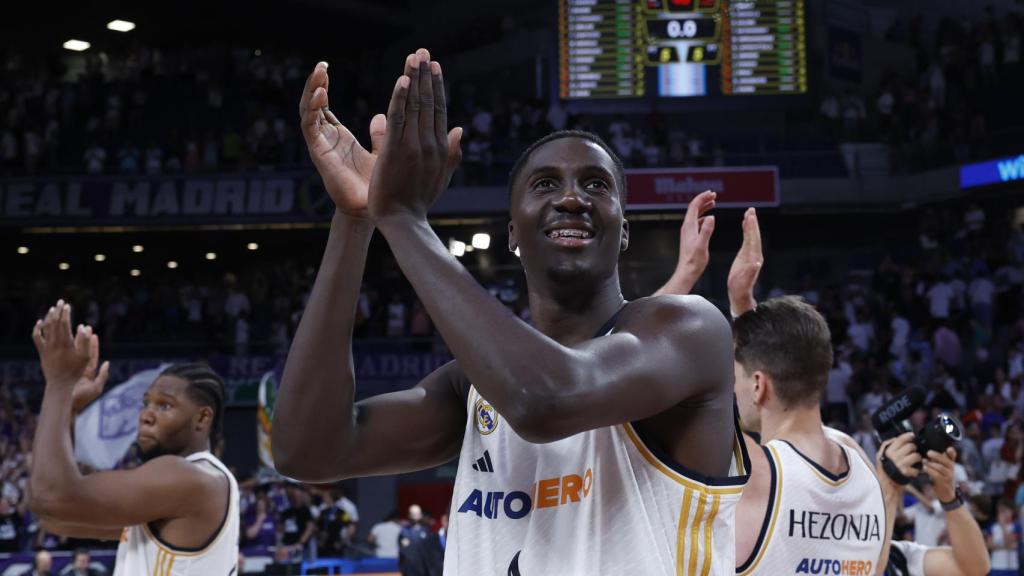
[300,62,328,118]
[73,324,90,359]
[384,76,410,148]
[699,215,716,244]
[744,207,763,255]
[56,301,72,346]
[417,52,435,147]
[404,52,422,141]
[431,61,448,149]
[31,320,44,353]
[369,114,388,154]
[96,361,110,391]
[445,126,464,175]
[85,331,99,377]
[682,191,715,230]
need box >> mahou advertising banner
[625,166,780,210]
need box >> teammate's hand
[726,207,763,316]
[368,49,463,223]
[674,190,717,285]
[923,447,958,503]
[32,301,109,399]
[300,62,385,219]
[875,432,921,501]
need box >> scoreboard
[558,0,807,99]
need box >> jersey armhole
[145,459,232,554]
[736,445,780,575]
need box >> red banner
[625,167,780,210]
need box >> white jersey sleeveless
[736,440,885,576]
[114,451,239,576]
[445,384,750,575]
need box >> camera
[871,387,964,483]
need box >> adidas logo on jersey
[472,450,494,473]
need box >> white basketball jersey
[736,440,884,576]
[114,451,239,576]
[445,385,750,576]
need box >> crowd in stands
[1,8,1020,184]
[819,10,1023,172]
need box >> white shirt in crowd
[902,499,946,547]
[927,282,954,318]
[989,522,1019,571]
[370,520,402,559]
[826,361,853,404]
[890,315,910,359]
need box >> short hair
[733,296,833,408]
[507,130,627,204]
[73,547,90,559]
[160,362,226,443]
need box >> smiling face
[136,375,211,461]
[508,137,628,289]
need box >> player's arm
[734,433,771,567]
[272,59,462,482]
[368,51,731,443]
[919,447,989,576]
[28,303,224,529]
[38,518,122,541]
[653,190,716,296]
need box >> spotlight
[106,19,136,32]
[58,262,70,270]
[130,269,141,277]
[63,39,90,52]
[472,233,491,250]
[16,246,28,255]
[167,261,178,269]
[247,242,259,251]
[448,239,466,257]
[132,244,144,253]
[206,252,217,260]
[94,254,106,262]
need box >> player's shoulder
[822,425,876,473]
[138,455,226,488]
[618,294,729,335]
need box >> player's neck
[527,276,625,345]
[760,404,828,452]
[179,438,212,458]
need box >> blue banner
[960,153,1024,189]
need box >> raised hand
[300,62,386,219]
[923,447,958,502]
[726,208,763,316]
[653,190,716,296]
[367,49,463,223]
[31,301,109,409]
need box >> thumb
[699,215,715,243]
[369,114,387,154]
[446,126,463,173]
[96,361,110,391]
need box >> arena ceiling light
[62,39,91,52]
[167,260,178,269]
[106,19,136,32]
[132,244,144,253]
[472,233,491,250]
[448,238,466,257]
[94,254,106,262]
[58,262,70,270]
[206,252,217,260]
[130,269,141,277]
[247,242,259,251]
[16,246,28,255]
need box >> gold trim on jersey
[700,495,720,576]
[153,548,176,576]
[621,423,746,494]
[687,492,707,574]
[737,444,784,576]
[676,489,694,573]
[791,443,852,488]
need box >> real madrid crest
[475,398,498,435]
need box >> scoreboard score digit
[559,0,807,99]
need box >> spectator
[31,549,53,576]
[58,548,105,576]
[399,504,429,550]
[399,514,446,576]
[901,476,947,547]
[242,491,277,557]
[986,499,1020,576]
[368,510,403,559]
[316,487,357,558]
[279,484,315,561]
[0,496,19,552]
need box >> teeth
[548,229,592,239]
